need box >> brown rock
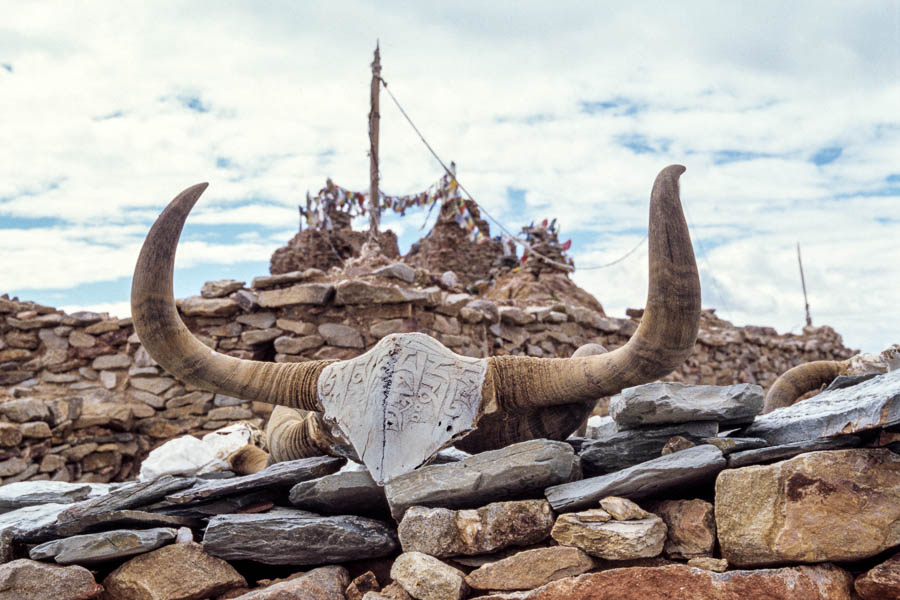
[716,448,900,566]
[0,423,22,447]
[84,319,119,334]
[180,296,239,317]
[855,550,900,599]
[274,334,324,354]
[257,283,334,307]
[346,571,380,600]
[551,510,666,560]
[334,280,426,305]
[649,499,715,559]
[661,435,696,455]
[91,353,131,370]
[0,559,103,600]
[102,541,246,600]
[476,563,853,600]
[465,546,595,591]
[391,552,468,600]
[275,318,317,335]
[687,557,728,572]
[20,420,52,438]
[398,500,555,557]
[201,279,245,299]
[240,328,282,346]
[318,323,364,348]
[228,566,349,599]
[598,497,650,521]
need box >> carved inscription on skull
[318,332,487,484]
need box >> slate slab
[289,469,390,516]
[545,444,726,512]
[742,370,900,445]
[385,439,579,519]
[55,509,201,537]
[56,475,196,523]
[165,456,345,505]
[0,481,94,513]
[703,437,768,455]
[30,527,177,565]
[726,435,861,468]
[202,509,398,565]
[610,382,764,428]
[579,421,719,474]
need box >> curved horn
[131,183,328,410]
[483,165,700,410]
[763,359,849,413]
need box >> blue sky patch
[1,63,12,73]
[216,156,233,169]
[810,146,842,166]
[713,150,771,165]
[617,134,665,155]
[95,111,123,121]
[178,95,210,113]
[0,215,67,229]
[580,97,644,116]
[506,187,526,204]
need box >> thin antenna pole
[797,243,812,327]
[367,42,381,240]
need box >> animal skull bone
[131,164,701,484]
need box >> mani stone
[647,498,716,559]
[855,550,900,600]
[391,552,468,600]
[475,563,853,600]
[334,280,428,305]
[610,382,764,428]
[465,546,596,591]
[0,559,103,600]
[546,444,726,512]
[578,420,718,474]
[289,469,390,516]
[0,481,94,513]
[742,369,900,445]
[726,434,861,468]
[29,527,177,565]
[202,510,398,565]
[386,439,579,519]
[101,541,246,600]
[257,283,335,307]
[397,500,555,557]
[716,448,900,566]
[551,509,666,560]
[201,279,244,298]
[165,456,344,505]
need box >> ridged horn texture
[763,359,849,413]
[265,406,334,463]
[131,183,329,411]
[482,165,700,410]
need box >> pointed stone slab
[30,527,177,565]
[743,370,900,445]
[56,475,196,524]
[56,509,201,537]
[318,333,487,484]
[165,456,344,504]
[0,481,94,513]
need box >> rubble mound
[270,228,399,275]
[486,269,605,315]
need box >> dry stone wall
[0,265,853,485]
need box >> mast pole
[367,42,381,240]
[797,243,812,327]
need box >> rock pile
[0,370,896,598]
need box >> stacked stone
[0,371,897,598]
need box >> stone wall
[0,265,854,485]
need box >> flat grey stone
[151,490,278,519]
[610,382,764,428]
[579,421,719,474]
[726,435,862,468]
[165,456,344,504]
[30,527,177,565]
[0,481,94,513]
[743,370,900,445]
[56,509,201,537]
[0,503,74,560]
[56,475,196,523]
[703,437,768,455]
[545,444,726,513]
[373,263,416,283]
[386,439,579,519]
[289,469,389,516]
[826,374,880,391]
[202,509,397,565]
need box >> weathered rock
[599,496,650,521]
[241,328,282,346]
[546,445,726,512]
[476,563,853,600]
[180,296,239,317]
[68,330,96,348]
[229,566,350,599]
[703,436,767,454]
[30,527,177,565]
[386,439,578,518]
[346,571,380,600]
[716,448,900,566]
[317,322,364,348]
[726,434,860,468]
[55,509,200,537]
[579,421,719,474]
[855,550,900,599]
[398,500,554,557]
[0,559,103,600]
[274,334,325,354]
[391,552,468,600]
[202,510,398,565]
[166,456,344,505]
[0,397,50,422]
[91,353,131,370]
[334,280,427,305]
[251,269,323,289]
[129,376,176,395]
[647,499,715,559]
[57,475,196,523]
[0,457,29,477]
[0,481,94,512]
[373,263,416,283]
[687,557,728,572]
[101,541,246,600]
[257,283,334,307]
[201,279,245,299]
[465,546,595,590]
[289,469,389,515]
[20,420,51,438]
[743,369,900,445]
[274,318,317,335]
[0,423,21,447]
[551,510,666,560]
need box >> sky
[1,1,898,353]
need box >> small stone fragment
[391,552,468,600]
[598,497,650,521]
[346,571,380,600]
[649,499,716,559]
[465,545,595,590]
[201,279,245,299]
[227,566,350,600]
[855,550,900,599]
[551,510,666,560]
[688,557,728,572]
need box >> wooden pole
[368,42,381,240]
[797,243,812,327]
